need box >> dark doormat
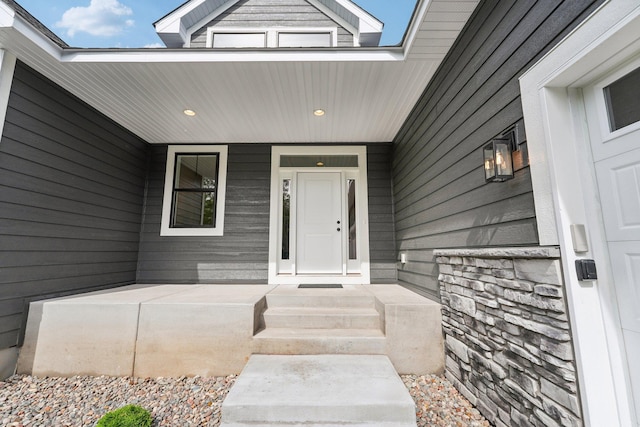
[298,284,343,289]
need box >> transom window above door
[206,27,337,48]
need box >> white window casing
[211,32,267,48]
[160,145,228,236]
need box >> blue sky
[16,0,417,48]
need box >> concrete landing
[221,354,416,427]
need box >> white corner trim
[519,1,640,426]
[0,50,16,142]
[160,145,228,236]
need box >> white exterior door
[296,172,342,274]
[585,63,640,426]
[268,146,370,284]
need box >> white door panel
[609,242,640,332]
[595,151,640,241]
[296,172,342,274]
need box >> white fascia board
[0,2,15,28]
[154,0,208,32]
[334,0,383,33]
[60,47,405,63]
[6,9,63,61]
[307,0,360,45]
[155,10,188,47]
[184,0,241,47]
[402,0,431,54]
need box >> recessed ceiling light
[313,109,325,117]
[183,109,196,117]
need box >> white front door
[268,146,371,284]
[296,172,342,274]
[585,62,640,426]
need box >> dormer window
[206,28,337,48]
[154,0,383,49]
[211,32,267,48]
[278,32,332,48]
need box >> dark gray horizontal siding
[190,0,354,47]
[137,143,396,284]
[136,144,271,283]
[367,144,396,283]
[0,61,148,348]
[392,0,603,300]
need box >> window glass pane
[172,154,218,228]
[604,66,640,131]
[280,155,358,168]
[175,155,217,189]
[173,192,215,227]
[282,179,291,260]
[278,32,332,48]
[212,33,266,48]
[348,179,357,260]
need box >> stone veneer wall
[434,247,582,427]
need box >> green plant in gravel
[95,404,152,427]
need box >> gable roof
[154,0,383,48]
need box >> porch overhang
[0,0,478,144]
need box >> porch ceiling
[0,0,478,144]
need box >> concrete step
[263,307,382,329]
[252,328,386,355]
[265,285,375,309]
[220,355,416,427]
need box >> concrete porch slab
[17,283,444,378]
[220,354,416,426]
[134,285,275,377]
[19,285,189,377]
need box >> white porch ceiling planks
[0,0,479,144]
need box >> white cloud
[143,43,165,48]
[56,0,134,37]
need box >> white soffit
[0,0,479,144]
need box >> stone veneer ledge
[434,246,560,259]
[435,246,582,427]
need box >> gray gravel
[1,374,489,426]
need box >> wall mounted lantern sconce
[484,128,518,182]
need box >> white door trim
[520,1,640,426]
[268,145,370,284]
